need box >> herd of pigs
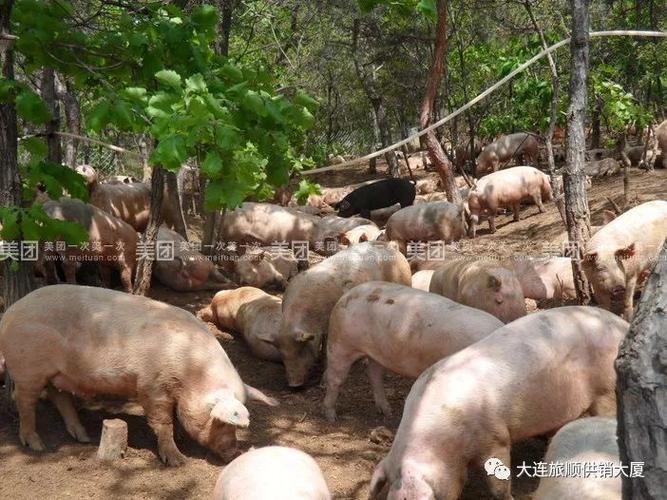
[1,124,667,499]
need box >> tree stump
[616,241,667,499]
[97,419,128,461]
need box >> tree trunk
[1,0,33,402]
[564,0,592,304]
[55,75,81,168]
[164,170,188,239]
[215,0,236,57]
[202,208,219,256]
[351,19,399,178]
[524,1,565,224]
[616,241,667,499]
[375,100,399,177]
[1,0,34,310]
[40,67,61,165]
[617,133,632,205]
[132,166,165,295]
[368,156,377,175]
[419,0,460,204]
[591,99,602,149]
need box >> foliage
[1,0,664,244]
[0,77,88,242]
[1,0,322,248]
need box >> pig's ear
[615,243,636,260]
[210,394,250,428]
[602,210,617,225]
[173,256,185,271]
[488,275,502,291]
[295,330,315,342]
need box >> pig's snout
[219,445,241,463]
[286,371,307,389]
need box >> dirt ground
[1,165,666,500]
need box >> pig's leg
[469,215,478,238]
[367,359,392,417]
[99,266,112,288]
[532,192,545,212]
[44,261,59,284]
[512,203,521,222]
[587,391,616,417]
[46,386,90,443]
[119,265,133,293]
[488,215,496,233]
[63,261,77,284]
[15,383,46,451]
[322,348,359,422]
[140,392,186,466]
[483,442,513,500]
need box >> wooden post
[97,419,128,461]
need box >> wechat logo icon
[484,457,511,481]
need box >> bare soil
[1,166,666,500]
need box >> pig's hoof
[377,406,393,419]
[221,447,242,463]
[20,432,46,451]
[68,425,91,443]
[324,407,337,423]
[160,448,187,467]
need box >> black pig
[334,178,416,219]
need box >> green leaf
[294,90,319,112]
[22,216,41,241]
[191,4,218,33]
[15,89,51,124]
[204,94,226,118]
[293,107,315,129]
[87,101,111,133]
[416,0,437,19]
[0,209,20,240]
[0,79,19,102]
[201,151,223,178]
[186,74,207,93]
[358,0,384,13]
[21,137,48,159]
[112,100,134,130]
[150,136,187,170]
[147,106,170,119]
[123,87,147,101]
[243,91,267,116]
[294,179,321,205]
[220,63,244,82]
[204,179,246,210]
[155,69,182,89]
[215,124,240,151]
